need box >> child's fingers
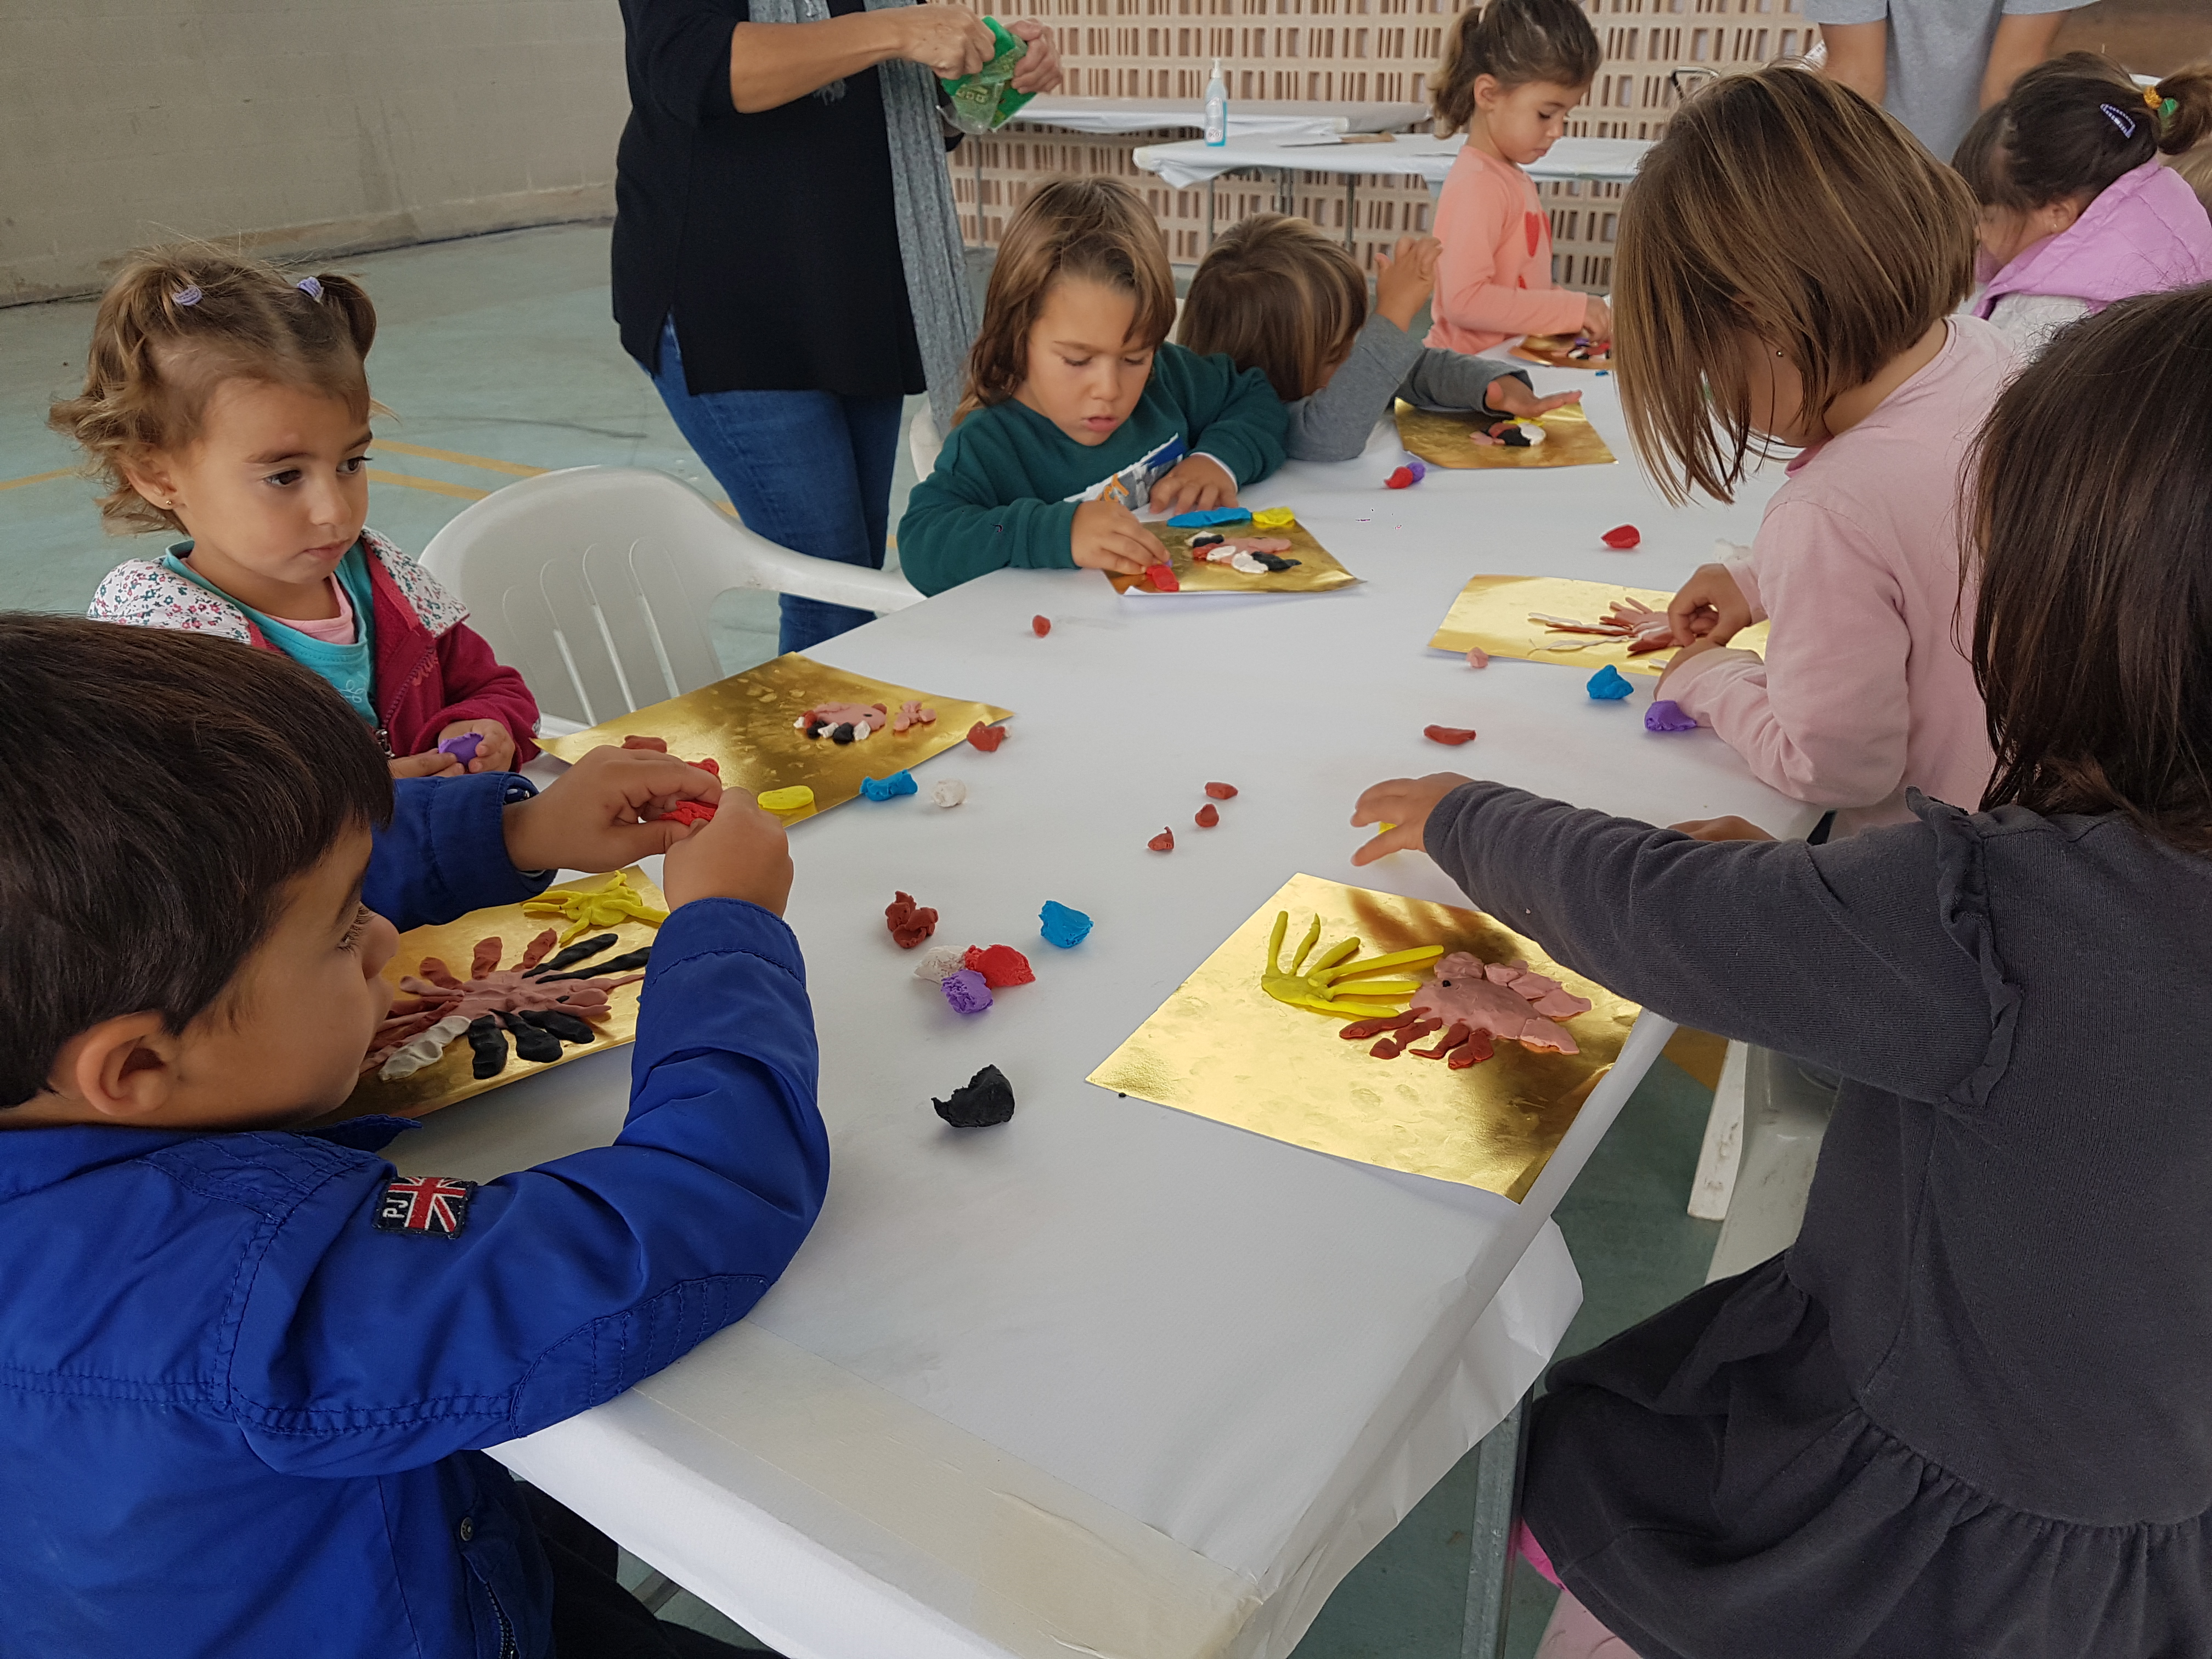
[1351,777,1420,825]
[1531,390,1582,414]
[1349,824,1424,867]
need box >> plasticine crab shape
[1260,910,1446,1017]
[521,870,670,944]
[795,702,889,743]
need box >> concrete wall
[2,1,631,306]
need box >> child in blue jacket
[0,616,828,1659]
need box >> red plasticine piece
[1148,827,1175,851]
[967,722,1007,752]
[884,891,938,949]
[1340,1011,1419,1041]
[621,734,669,752]
[962,944,1036,988]
[660,754,721,826]
[1032,615,1052,636]
[1424,725,1478,746]
[1204,781,1238,799]
[1602,524,1641,549]
[1144,562,1180,592]
[1195,803,1220,827]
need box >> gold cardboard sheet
[1107,511,1358,596]
[1510,333,1613,371]
[1393,399,1615,470]
[1087,873,1639,1200]
[338,867,667,1121]
[538,656,1013,820]
[1428,574,1770,678]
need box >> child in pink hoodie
[1624,70,2006,848]
[1425,0,1609,357]
[1955,56,2212,362]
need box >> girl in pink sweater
[1426,0,1608,357]
[1622,69,2008,841]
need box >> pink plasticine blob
[891,699,938,733]
[1407,952,1592,1056]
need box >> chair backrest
[420,466,921,728]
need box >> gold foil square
[1428,574,1770,678]
[538,656,1013,821]
[1394,399,1616,470]
[336,867,668,1122]
[1107,511,1359,595]
[1087,873,1640,1200]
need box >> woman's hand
[1007,18,1063,93]
[1482,377,1582,421]
[1374,236,1441,331]
[1070,498,1164,575]
[894,3,997,79]
[1148,454,1237,516]
[1581,294,1614,343]
[1665,561,1751,647]
[1348,773,1471,866]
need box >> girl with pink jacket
[1955,57,2212,362]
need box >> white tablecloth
[1136,131,1651,191]
[1015,95,1432,138]
[392,376,1804,1659]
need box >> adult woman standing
[614,1,1060,652]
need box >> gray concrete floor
[0,222,1723,1658]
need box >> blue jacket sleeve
[224,898,828,1474]
[363,775,552,933]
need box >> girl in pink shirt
[1425,0,1608,357]
[1616,69,2008,844]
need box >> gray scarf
[752,0,979,432]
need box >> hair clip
[296,276,324,300]
[2162,97,2179,121]
[2100,103,2137,138]
[171,285,202,307]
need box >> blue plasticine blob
[860,769,919,802]
[1587,665,1634,701]
[1039,900,1094,949]
[1166,507,1254,528]
[1644,699,1698,732]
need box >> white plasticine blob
[379,1013,472,1080]
[931,778,967,808]
[1518,424,1546,445]
[1229,552,1267,574]
[913,945,968,982]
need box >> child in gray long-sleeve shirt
[1177,213,1581,462]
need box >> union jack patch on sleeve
[374,1175,476,1238]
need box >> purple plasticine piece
[438,732,484,763]
[1644,699,1698,732]
[942,968,994,1014]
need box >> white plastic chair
[419,466,922,730]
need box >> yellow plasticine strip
[758,785,816,814]
[1250,506,1296,529]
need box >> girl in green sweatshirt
[897,177,1289,596]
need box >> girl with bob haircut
[1623,68,2006,838]
[1350,280,2212,1659]
[1425,0,1609,356]
[52,247,538,777]
[1954,53,2212,361]
[896,177,1285,596]
[1177,213,1579,462]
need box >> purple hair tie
[296,275,324,300]
[2100,103,2137,138]
[171,285,202,307]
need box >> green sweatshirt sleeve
[1158,343,1290,488]
[895,415,1081,598]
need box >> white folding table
[1014,95,1434,138]
[1132,132,1652,250]
[391,375,1807,1659]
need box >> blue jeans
[644,318,903,655]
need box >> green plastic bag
[940,16,1035,134]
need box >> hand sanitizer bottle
[1204,57,1228,146]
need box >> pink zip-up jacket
[1426,146,1590,356]
[88,528,539,765]
[1977,160,2212,320]
[1663,317,2012,837]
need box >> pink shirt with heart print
[1426,146,1590,356]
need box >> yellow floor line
[367,469,489,502]
[374,440,548,478]
[0,468,75,493]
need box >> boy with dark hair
[0,616,827,1658]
